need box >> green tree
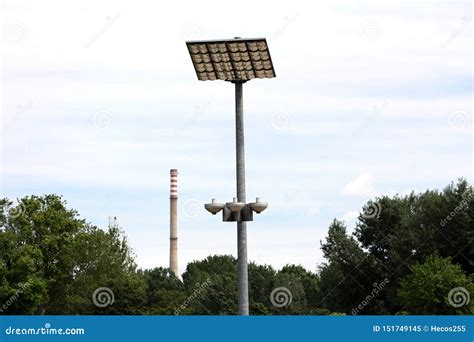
[319,220,386,314]
[182,255,237,314]
[270,268,306,315]
[248,262,276,314]
[67,224,147,314]
[0,195,81,314]
[0,195,146,315]
[353,179,473,313]
[398,255,473,314]
[272,265,321,315]
[434,180,473,273]
[141,267,185,314]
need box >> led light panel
[186,38,276,82]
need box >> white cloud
[342,173,377,197]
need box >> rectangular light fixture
[186,38,276,82]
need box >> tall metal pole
[235,81,249,315]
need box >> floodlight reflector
[186,38,276,82]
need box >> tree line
[0,179,472,315]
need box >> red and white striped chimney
[169,169,178,275]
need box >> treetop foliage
[0,179,472,315]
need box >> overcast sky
[1,0,472,273]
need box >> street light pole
[234,81,249,315]
[187,37,275,316]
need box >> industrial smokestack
[169,169,178,275]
